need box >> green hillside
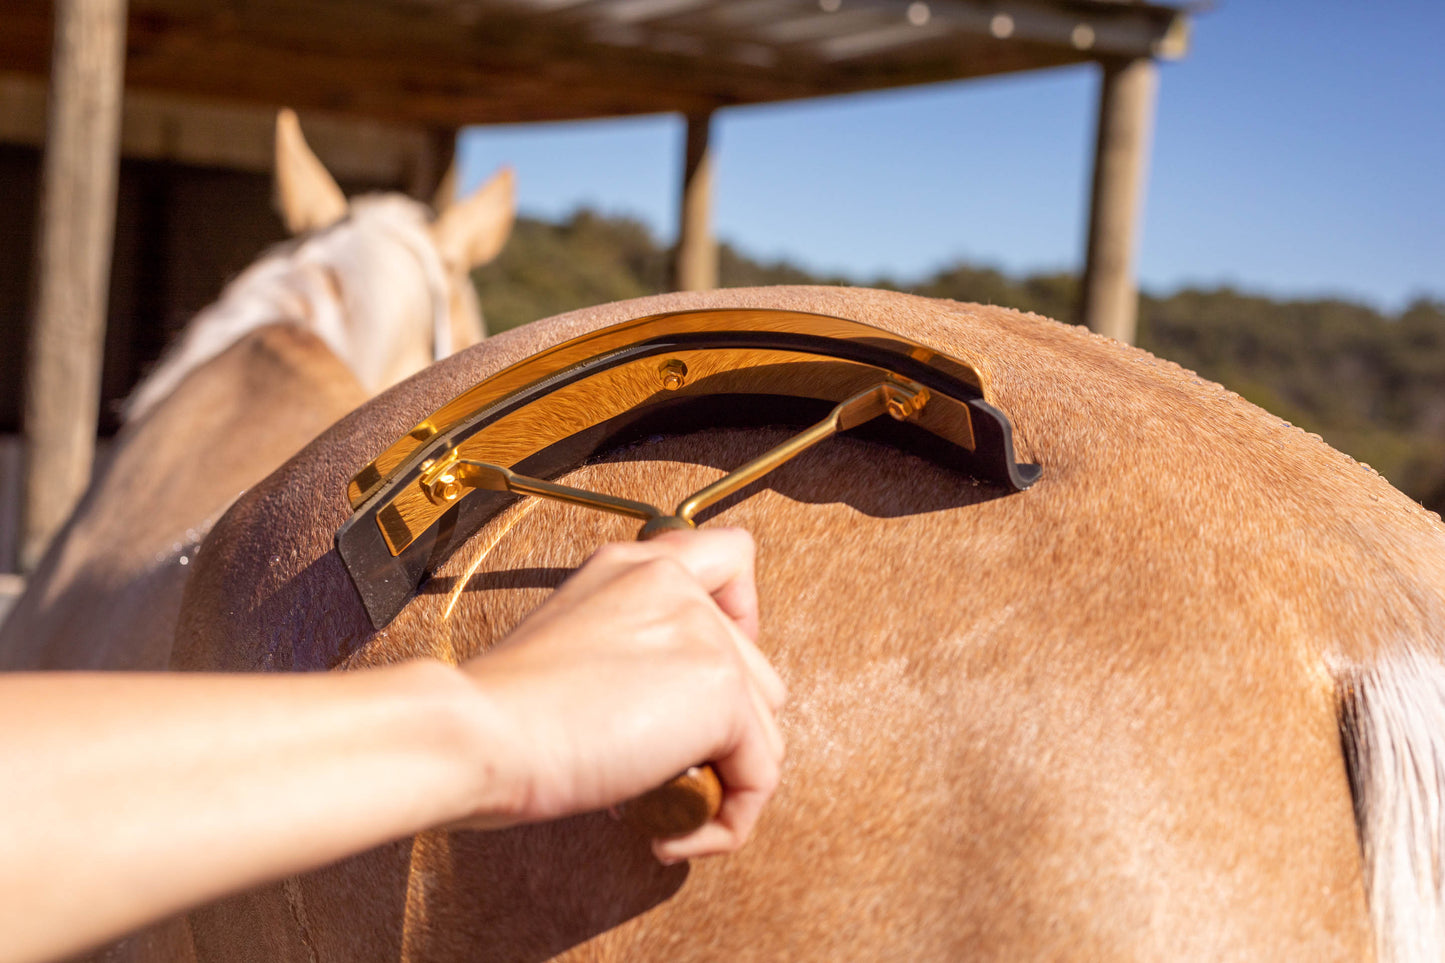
[473,210,1445,512]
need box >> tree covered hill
[472,210,1445,512]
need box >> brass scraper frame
[337,308,1039,632]
[414,380,928,540]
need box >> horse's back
[178,286,1445,959]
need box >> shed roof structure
[6,0,1187,127]
[3,0,1188,574]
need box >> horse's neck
[124,240,357,422]
[1,325,367,670]
[124,199,451,422]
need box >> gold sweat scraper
[335,308,1039,835]
[338,307,1038,629]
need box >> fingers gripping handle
[428,387,931,838]
[551,391,929,837]
[620,765,723,837]
[421,465,730,837]
[616,521,726,838]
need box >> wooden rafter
[1,0,1187,129]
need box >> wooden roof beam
[708,0,828,29]
[767,1,1188,63]
[1,0,1190,129]
[0,74,438,184]
[926,1,1190,61]
[817,19,952,61]
[591,0,715,24]
[758,7,900,45]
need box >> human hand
[454,527,787,862]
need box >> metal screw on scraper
[659,359,688,391]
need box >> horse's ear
[274,109,348,235]
[432,166,515,271]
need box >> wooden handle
[620,523,723,837]
[619,764,722,837]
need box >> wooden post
[21,0,128,571]
[673,111,717,292]
[1080,57,1157,344]
[0,437,21,575]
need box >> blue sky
[458,2,1444,311]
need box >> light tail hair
[1341,650,1445,963]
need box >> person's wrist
[384,658,526,830]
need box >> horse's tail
[1340,649,1445,962]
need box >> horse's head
[121,113,515,424]
[273,109,515,394]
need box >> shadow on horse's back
[175,285,1445,961]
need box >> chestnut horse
[169,285,1445,962]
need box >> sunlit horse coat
[166,285,1445,962]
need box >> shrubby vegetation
[473,210,1445,512]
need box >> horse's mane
[124,195,441,422]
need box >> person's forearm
[0,530,785,963]
[0,660,487,963]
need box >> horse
[165,284,1445,962]
[0,107,514,675]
